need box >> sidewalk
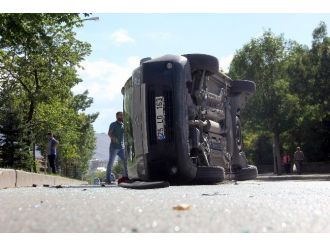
[256,173,330,181]
[0,168,88,189]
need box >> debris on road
[201,192,228,196]
[131,228,139,233]
[173,204,191,211]
[174,226,181,232]
[119,180,170,190]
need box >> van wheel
[232,165,258,181]
[230,80,256,94]
[183,54,219,75]
[193,166,225,184]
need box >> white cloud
[110,29,135,45]
[73,57,140,132]
[219,54,234,73]
[75,57,140,101]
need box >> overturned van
[121,54,257,184]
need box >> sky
[72,13,330,133]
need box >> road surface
[1,179,330,232]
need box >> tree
[0,14,98,177]
[230,23,330,172]
[0,14,91,146]
[0,96,34,170]
[34,91,98,178]
[229,31,300,174]
[287,22,330,161]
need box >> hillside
[93,133,110,161]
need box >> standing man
[294,146,304,175]
[47,132,59,174]
[106,112,129,184]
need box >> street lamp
[82,17,99,21]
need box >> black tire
[232,165,258,181]
[118,181,170,190]
[194,166,225,184]
[230,80,256,94]
[182,54,219,75]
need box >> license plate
[155,96,166,140]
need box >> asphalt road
[1,179,330,233]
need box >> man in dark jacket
[106,112,129,184]
[47,132,59,174]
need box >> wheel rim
[236,116,242,152]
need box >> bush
[112,160,124,178]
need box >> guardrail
[0,168,88,189]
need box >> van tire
[183,54,219,75]
[232,165,258,181]
[230,80,256,94]
[194,166,225,184]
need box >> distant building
[89,159,107,172]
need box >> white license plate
[155,96,166,140]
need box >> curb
[0,168,87,189]
[256,174,330,181]
[0,169,16,189]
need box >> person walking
[47,132,59,174]
[282,152,291,174]
[106,112,130,184]
[294,146,304,175]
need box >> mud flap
[118,180,170,189]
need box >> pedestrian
[282,151,291,174]
[294,146,304,175]
[47,132,59,174]
[106,112,130,184]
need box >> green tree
[287,22,330,161]
[0,14,98,177]
[0,96,34,170]
[0,14,91,146]
[229,31,300,174]
[34,91,98,178]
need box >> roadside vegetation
[0,14,98,179]
[229,22,330,173]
